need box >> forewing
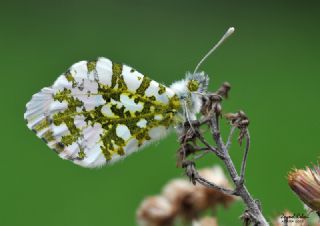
[24,57,181,168]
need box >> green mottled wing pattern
[24,57,181,168]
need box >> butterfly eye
[187,79,200,92]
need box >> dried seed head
[239,119,250,127]
[288,165,320,212]
[209,93,222,102]
[162,179,195,206]
[192,217,218,226]
[162,178,202,220]
[136,196,176,226]
[226,111,248,126]
[162,179,210,220]
[213,103,222,116]
[198,166,231,188]
[162,166,236,221]
[224,112,239,121]
[238,110,247,118]
[200,93,222,116]
[216,82,231,98]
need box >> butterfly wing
[24,57,181,168]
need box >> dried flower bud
[216,82,231,98]
[237,111,249,129]
[209,94,222,102]
[224,112,239,121]
[200,91,226,116]
[192,217,218,226]
[288,165,320,212]
[238,110,247,118]
[136,196,176,226]
[213,103,222,116]
[239,119,250,127]
[224,111,248,124]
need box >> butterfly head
[169,72,209,122]
[186,71,209,94]
[169,72,208,100]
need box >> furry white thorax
[169,71,209,121]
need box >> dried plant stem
[240,130,250,181]
[179,83,269,226]
[211,119,267,225]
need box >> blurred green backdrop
[1,0,320,225]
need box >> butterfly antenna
[193,27,235,74]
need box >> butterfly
[24,27,234,168]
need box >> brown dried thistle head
[216,82,231,99]
[197,166,236,208]
[200,94,222,117]
[136,196,176,226]
[192,216,218,226]
[225,111,250,145]
[162,179,200,220]
[288,164,320,212]
[224,111,249,128]
[162,166,236,221]
[200,82,231,117]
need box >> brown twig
[183,160,235,195]
[178,82,269,226]
[240,130,250,183]
[226,125,236,150]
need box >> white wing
[24,57,181,168]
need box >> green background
[1,0,320,225]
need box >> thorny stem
[180,83,269,226]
